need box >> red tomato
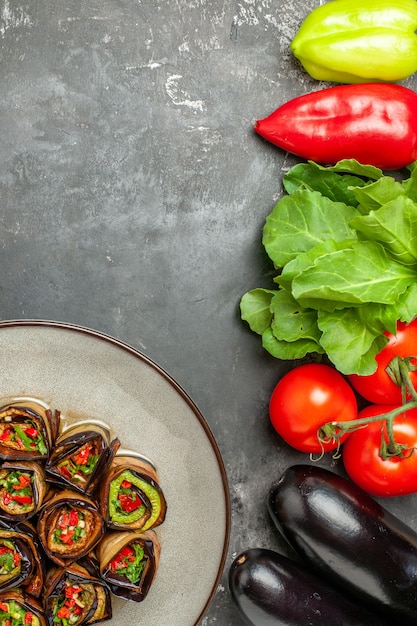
[348,320,417,404]
[342,404,417,497]
[269,363,357,453]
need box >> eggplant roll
[0,460,47,522]
[37,490,105,567]
[99,453,167,531]
[44,561,112,626]
[45,421,120,495]
[0,588,46,626]
[0,520,45,598]
[97,529,160,602]
[0,399,60,461]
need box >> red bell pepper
[69,509,79,526]
[0,429,11,441]
[14,474,31,490]
[24,427,38,439]
[110,544,136,571]
[57,607,72,619]
[59,530,75,545]
[73,443,91,466]
[10,494,32,505]
[255,83,417,170]
[118,492,142,513]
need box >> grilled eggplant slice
[98,451,166,531]
[44,561,112,625]
[0,460,47,522]
[45,421,120,495]
[0,399,60,461]
[0,520,45,598]
[0,588,46,626]
[97,529,160,602]
[37,489,105,567]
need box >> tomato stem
[318,401,417,461]
[387,356,417,403]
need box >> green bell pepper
[291,0,417,83]
[108,469,162,529]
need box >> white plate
[0,320,230,625]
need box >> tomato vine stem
[318,401,417,461]
[393,357,417,403]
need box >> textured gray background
[2,1,417,624]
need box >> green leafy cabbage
[240,159,417,375]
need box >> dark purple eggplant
[229,548,389,626]
[268,464,417,625]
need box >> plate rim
[0,318,231,624]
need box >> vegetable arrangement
[0,397,167,625]
[239,1,417,499]
[241,159,417,376]
[233,0,417,621]
[268,464,417,621]
[239,0,417,498]
[230,464,417,625]
[267,465,417,624]
[265,347,417,498]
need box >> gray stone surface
[2,1,417,624]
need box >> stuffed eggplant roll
[45,421,120,495]
[0,399,60,461]
[0,588,46,626]
[99,452,166,531]
[97,529,160,602]
[37,490,105,567]
[0,461,46,522]
[44,561,112,626]
[0,521,45,598]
